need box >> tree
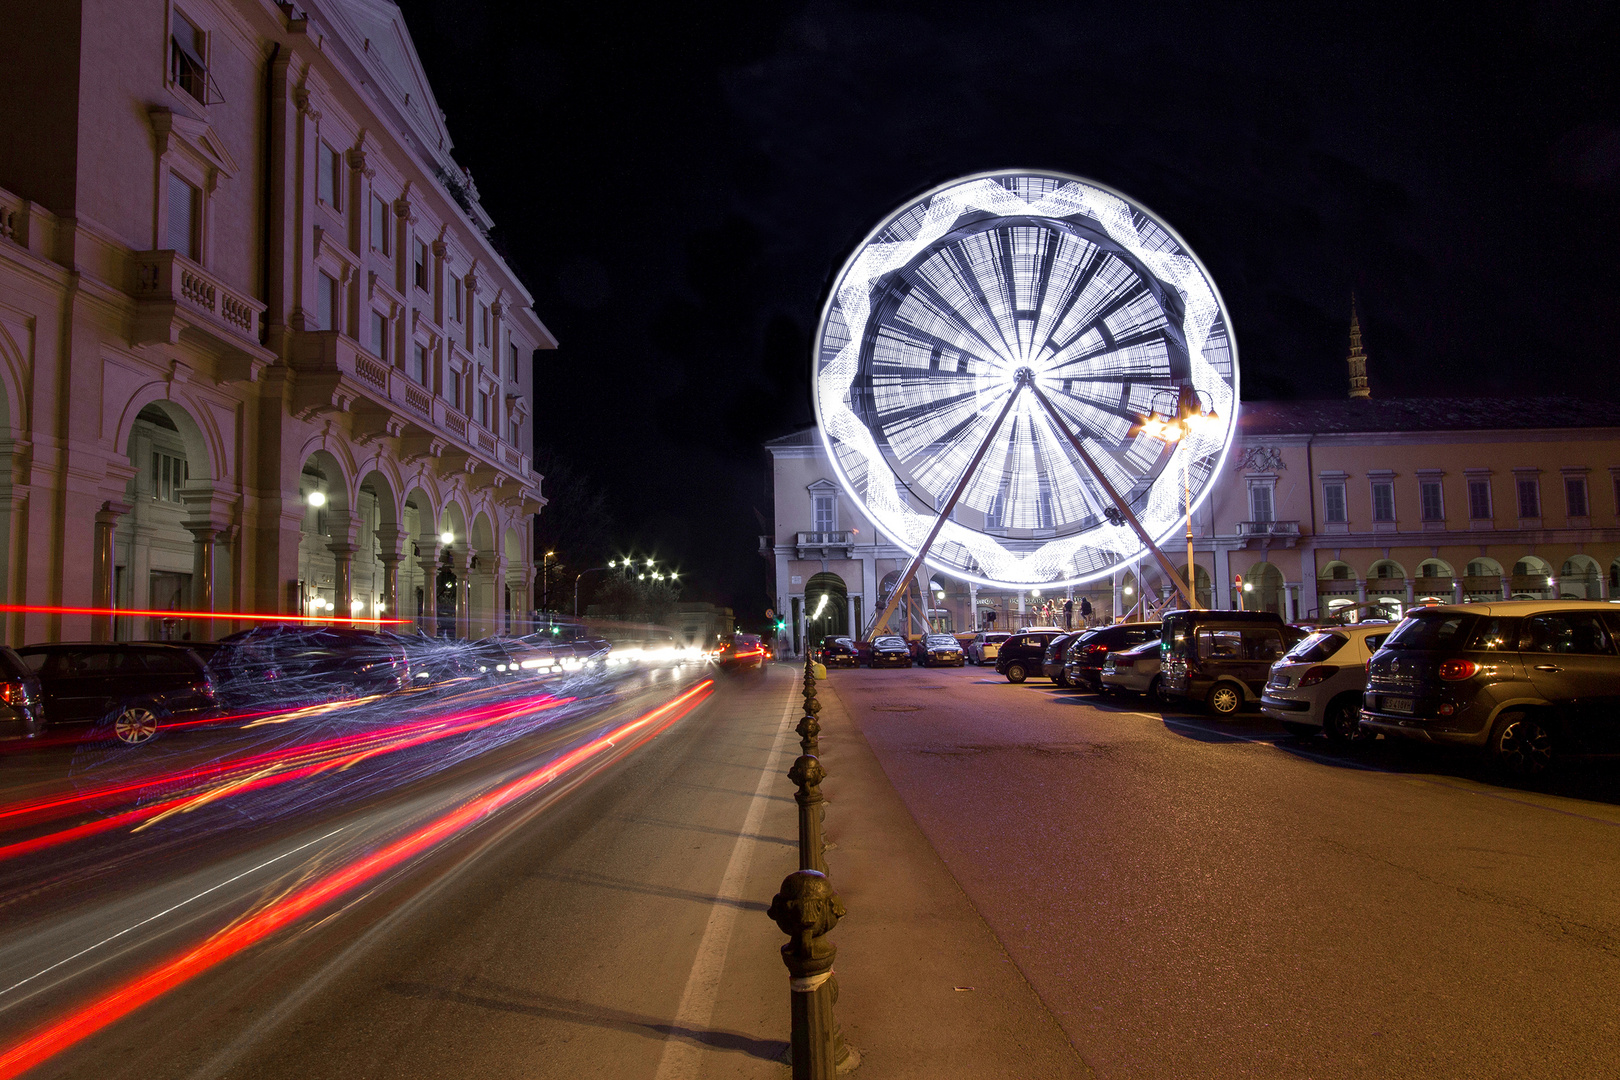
[532,448,615,612]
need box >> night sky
[394,0,1620,623]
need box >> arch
[1367,559,1406,582]
[1318,560,1354,582]
[400,484,439,631]
[805,571,849,640]
[1511,555,1553,600]
[1463,556,1504,601]
[113,385,223,484]
[1244,561,1285,615]
[1560,554,1602,600]
[295,433,358,505]
[1415,557,1453,581]
[470,510,497,555]
[1177,564,1213,608]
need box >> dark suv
[206,626,408,708]
[1159,610,1303,715]
[16,643,216,744]
[1360,600,1620,776]
[996,630,1064,683]
[1062,622,1162,691]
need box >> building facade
[766,398,1620,650]
[0,0,552,645]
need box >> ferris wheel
[811,170,1240,630]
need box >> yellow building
[0,0,553,644]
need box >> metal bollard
[768,870,853,1079]
[789,754,827,873]
[796,712,821,756]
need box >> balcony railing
[795,531,855,556]
[287,331,533,484]
[132,250,269,373]
[1234,520,1301,539]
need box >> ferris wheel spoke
[894,278,1017,371]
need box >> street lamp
[574,564,621,617]
[542,550,556,614]
[1130,384,1221,609]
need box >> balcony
[132,250,273,380]
[286,331,534,492]
[1233,520,1301,547]
[795,531,855,558]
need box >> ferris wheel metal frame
[809,169,1241,636]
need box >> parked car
[966,631,1010,666]
[869,636,914,668]
[205,626,408,708]
[1099,639,1165,702]
[0,646,44,740]
[1359,600,1620,775]
[1041,632,1084,685]
[1260,624,1392,742]
[995,630,1065,683]
[1064,622,1162,691]
[1159,610,1303,716]
[920,634,966,667]
[817,637,859,669]
[15,643,217,744]
[714,634,766,674]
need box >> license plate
[1382,696,1414,714]
[1266,674,1289,689]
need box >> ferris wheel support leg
[868,378,1028,638]
[1023,379,1198,611]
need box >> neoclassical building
[766,360,1620,649]
[0,0,551,645]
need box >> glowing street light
[440,530,455,546]
[306,490,326,507]
[1130,383,1222,609]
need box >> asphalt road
[829,661,1620,1079]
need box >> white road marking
[0,825,347,1006]
[652,679,797,1079]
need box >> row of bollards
[768,651,856,1077]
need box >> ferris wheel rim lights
[811,169,1241,590]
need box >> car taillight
[1297,665,1339,688]
[0,680,20,704]
[1437,659,1479,681]
[1085,644,1108,654]
[1115,656,1135,668]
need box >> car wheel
[1322,696,1371,745]
[1489,710,1554,777]
[1280,721,1318,738]
[1206,683,1242,717]
[1054,670,1070,688]
[1006,663,1027,684]
[1146,676,1163,706]
[110,704,161,745]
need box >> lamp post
[575,560,623,618]
[542,551,555,615]
[1129,385,1221,609]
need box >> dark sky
[394,0,1620,622]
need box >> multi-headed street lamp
[1129,384,1222,609]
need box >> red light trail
[0,680,713,1079]
[0,605,412,626]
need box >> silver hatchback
[1261,624,1392,743]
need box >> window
[371,195,390,254]
[508,342,519,380]
[813,494,835,533]
[509,415,521,445]
[370,311,388,360]
[1520,613,1614,656]
[169,9,209,104]
[1371,481,1395,522]
[318,142,340,208]
[1322,482,1346,524]
[413,238,428,291]
[478,303,489,348]
[451,369,463,412]
[1467,479,1492,520]
[150,452,187,503]
[1249,485,1273,523]
[167,172,200,261]
[411,343,427,386]
[453,278,463,322]
[1516,476,1540,518]
[316,271,337,332]
[1565,475,1589,518]
[1419,480,1444,522]
[478,389,489,429]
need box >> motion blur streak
[0,695,573,859]
[0,605,411,626]
[0,680,714,1080]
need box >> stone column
[454,548,473,639]
[375,523,407,623]
[1452,577,1464,603]
[1500,575,1511,601]
[1405,579,1415,609]
[329,542,356,626]
[416,544,441,635]
[846,595,857,639]
[185,524,219,642]
[1356,578,1368,603]
[93,501,131,642]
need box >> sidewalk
[788,669,1092,1078]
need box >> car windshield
[1118,640,1160,657]
[983,633,1008,642]
[1383,613,1480,650]
[874,636,906,648]
[925,635,957,647]
[1285,631,1347,663]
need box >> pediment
[149,106,240,178]
[807,478,840,494]
[323,0,453,157]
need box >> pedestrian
[1063,598,1073,629]
[1080,596,1093,625]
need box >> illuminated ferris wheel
[811,170,1240,623]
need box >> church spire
[1346,294,1370,399]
